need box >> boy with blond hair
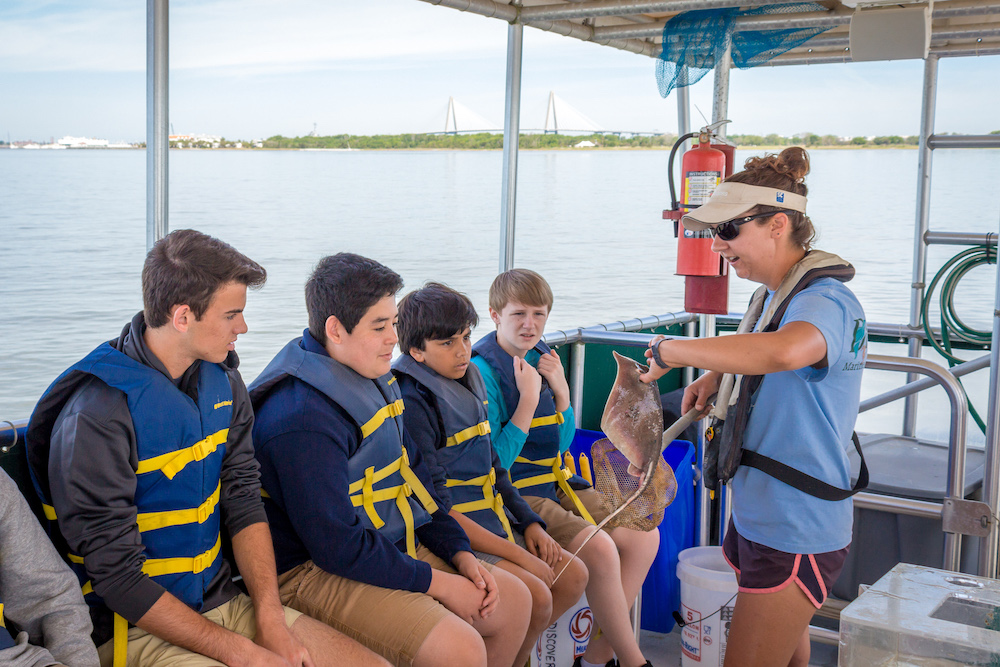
[392,282,589,667]
[471,268,659,667]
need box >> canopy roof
[418,0,1000,64]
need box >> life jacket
[26,341,232,667]
[0,600,15,650]
[392,355,515,542]
[249,339,438,556]
[471,333,593,523]
[704,250,869,500]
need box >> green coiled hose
[920,244,997,434]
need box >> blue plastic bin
[568,429,696,634]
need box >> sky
[1,0,998,142]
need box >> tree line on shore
[258,131,1000,150]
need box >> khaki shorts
[97,593,302,667]
[278,545,492,667]
[525,487,611,547]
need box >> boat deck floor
[639,629,838,666]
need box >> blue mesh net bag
[657,4,829,97]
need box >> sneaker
[571,660,619,667]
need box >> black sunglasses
[710,211,787,241]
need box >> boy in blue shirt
[471,269,658,667]
[392,282,589,667]
[250,254,531,667]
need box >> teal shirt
[471,348,576,470]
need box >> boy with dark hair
[26,230,383,667]
[250,254,531,667]
[392,282,588,667]
[471,268,660,667]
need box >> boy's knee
[580,529,621,568]
[524,577,553,627]
[421,615,487,666]
[558,558,589,598]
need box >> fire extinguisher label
[684,171,721,206]
[684,170,722,239]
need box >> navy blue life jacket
[250,339,437,555]
[471,333,592,521]
[0,599,15,650]
[392,356,514,541]
[26,342,231,614]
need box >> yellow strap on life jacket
[360,400,404,439]
[512,456,595,525]
[113,613,128,667]
[42,503,57,521]
[135,483,221,533]
[347,447,439,550]
[529,413,564,429]
[445,420,491,448]
[135,428,229,480]
[141,534,222,577]
[447,469,515,542]
[0,602,5,627]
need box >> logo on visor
[776,192,785,203]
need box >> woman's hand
[639,335,673,384]
[682,372,722,417]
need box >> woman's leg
[723,581,816,667]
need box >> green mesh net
[657,4,830,97]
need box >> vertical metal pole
[570,342,586,428]
[678,74,694,388]
[712,43,732,137]
[904,55,938,436]
[499,14,523,273]
[698,313,716,547]
[978,216,1000,578]
[697,45,732,547]
[146,0,169,251]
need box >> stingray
[552,351,705,584]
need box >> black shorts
[722,518,849,609]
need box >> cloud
[0,0,509,74]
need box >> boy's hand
[515,551,556,588]
[523,522,562,568]
[453,551,500,619]
[537,350,570,412]
[513,356,543,398]
[427,569,489,626]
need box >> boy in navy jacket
[250,254,531,667]
[392,282,588,667]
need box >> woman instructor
[640,147,866,667]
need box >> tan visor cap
[681,182,808,231]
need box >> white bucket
[530,593,591,667]
[677,546,738,667]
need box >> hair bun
[742,147,810,184]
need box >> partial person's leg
[550,549,589,620]
[412,614,488,667]
[495,560,554,667]
[569,526,644,667]
[289,613,391,667]
[789,626,811,667]
[723,583,816,667]
[469,565,533,667]
[609,525,659,612]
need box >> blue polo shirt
[731,277,866,554]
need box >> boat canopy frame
[142,0,1000,586]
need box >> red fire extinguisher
[663,121,736,315]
